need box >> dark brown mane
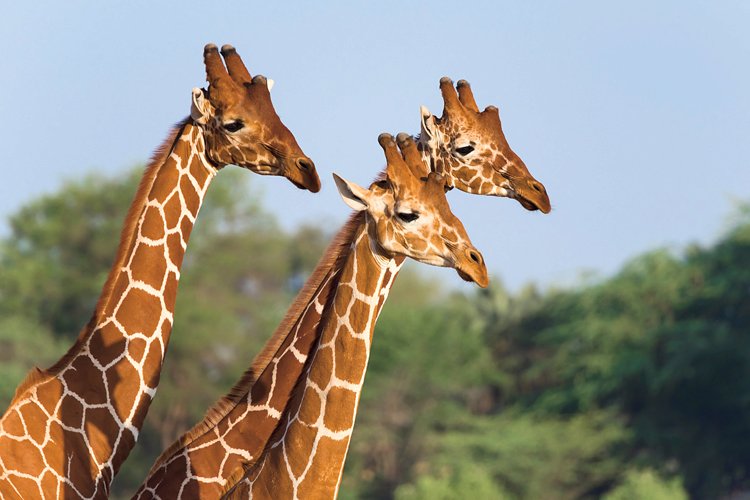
[9,118,192,405]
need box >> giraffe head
[334,133,489,287]
[420,77,550,213]
[190,44,321,192]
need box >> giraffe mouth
[290,179,308,190]
[513,190,551,213]
[501,179,550,213]
[517,195,540,212]
[457,268,473,282]
[456,265,489,288]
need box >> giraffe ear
[333,173,370,212]
[266,78,275,91]
[191,88,210,125]
[420,105,437,140]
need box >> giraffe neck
[0,120,217,498]
[228,222,404,499]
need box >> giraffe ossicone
[0,43,319,499]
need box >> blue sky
[1,2,748,290]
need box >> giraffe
[0,43,320,499]
[418,77,550,213]
[222,134,487,498]
[133,77,548,499]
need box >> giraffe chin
[456,267,488,288]
[518,197,540,211]
[457,269,472,282]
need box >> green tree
[394,464,510,500]
[0,316,68,405]
[619,215,750,498]
[604,469,687,500]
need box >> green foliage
[2,168,750,499]
[0,316,68,405]
[619,218,750,498]
[604,469,687,500]
[394,464,510,500]
[434,412,629,499]
[481,249,694,416]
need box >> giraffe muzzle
[456,247,489,287]
[515,179,551,213]
[286,156,321,193]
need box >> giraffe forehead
[461,128,501,150]
[392,192,423,209]
[442,113,508,146]
[213,93,287,141]
[396,186,452,219]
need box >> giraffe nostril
[531,181,544,193]
[296,158,314,172]
[468,250,482,264]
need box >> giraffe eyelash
[396,212,419,223]
[222,120,244,133]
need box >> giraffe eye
[455,145,475,156]
[223,120,245,133]
[397,212,420,223]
